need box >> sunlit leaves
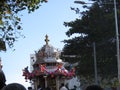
[0,0,47,50]
[0,39,6,51]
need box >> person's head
[0,70,6,89]
[61,83,65,87]
[2,83,26,90]
[37,85,42,88]
[86,85,103,90]
[28,87,32,90]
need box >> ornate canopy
[22,35,75,82]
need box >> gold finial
[45,35,49,45]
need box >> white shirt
[60,86,68,90]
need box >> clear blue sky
[0,0,89,88]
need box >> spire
[45,35,49,45]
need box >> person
[2,83,26,90]
[60,83,68,90]
[44,87,51,90]
[0,68,6,90]
[37,85,43,90]
[85,85,103,90]
[28,87,32,90]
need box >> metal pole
[44,76,47,88]
[93,42,98,85]
[114,0,120,82]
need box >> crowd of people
[36,83,103,90]
[59,83,103,90]
[37,85,51,90]
[0,69,103,90]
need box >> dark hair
[86,85,103,90]
[61,83,64,86]
[0,70,6,89]
[59,83,65,89]
[2,83,26,90]
[28,87,32,90]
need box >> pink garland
[22,65,75,81]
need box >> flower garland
[22,64,75,82]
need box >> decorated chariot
[22,35,76,90]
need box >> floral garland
[22,64,75,82]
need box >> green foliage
[0,0,47,51]
[62,0,120,78]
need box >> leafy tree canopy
[0,0,47,51]
[62,0,120,78]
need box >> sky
[0,0,89,89]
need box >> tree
[62,0,120,79]
[0,0,48,51]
